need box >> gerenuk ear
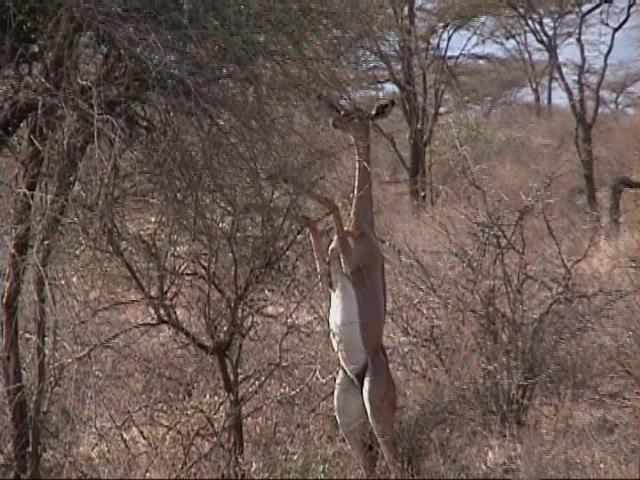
[371,99,395,120]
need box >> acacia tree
[0,1,369,477]
[0,6,100,475]
[90,114,307,475]
[481,7,575,115]
[367,0,485,203]
[506,0,637,213]
[484,18,547,115]
[602,64,640,111]
[451,55,531,119]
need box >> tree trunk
[532,87,542,117]
[2,142,43,478]
[427,145,436,207]
[408,129,426,202]
[28,127,89,478]
[574,122,598,213]
[229,385,244,477]
[29,265,46,479]
[546,59,554,113]
[216,351,244,477]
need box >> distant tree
[602,64,640,111]
[506,0,638,214]
[483,18,547,115]
[481,8,575,115]
[366,0,486,203]
[451,55,530,117]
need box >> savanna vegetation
[1,0,638,478]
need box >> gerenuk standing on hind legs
[299,97,401,478]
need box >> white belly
[329,272,367,375]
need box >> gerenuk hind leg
[362,348,400,476]
[334,368,378,476]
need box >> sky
[455,7,640,108]
[449,7,638,62]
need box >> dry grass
[374,104,639,478]
[1,104,638,478]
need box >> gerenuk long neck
[348,135,374,230]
